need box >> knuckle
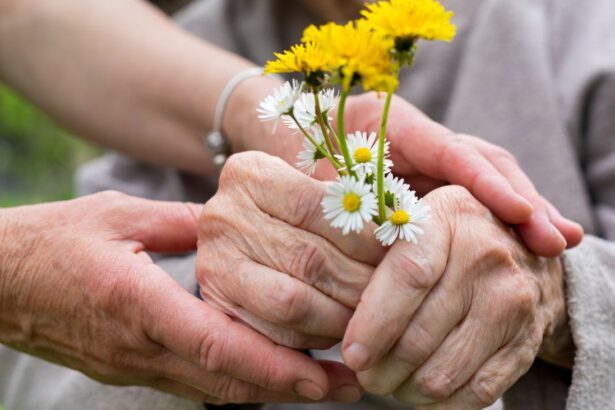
[469,376,500,406]
[197,325,229,373]
[219,152,253,187]
[271,280,311,325]
[286,240,326,285]
[388,251,437,292]
[396,323,436,369]
[512,285,537,317]
[442,184,473,204]
[288,181,324,228]
[440,135,473,163]
[199,197,234,237]
[431,185,481,217]
[489,144,518,165]
[502,277,539,319]
[358,370,397,396]
[220,152,278,190]
[357,370,397,396]
[414,369,456,401]
[471,244,519,281]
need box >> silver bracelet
[205,67,265,171]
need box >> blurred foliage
[0,84,100,207]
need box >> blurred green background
[0,84,100,207]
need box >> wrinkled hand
[197,151,383,353]
[0,192,356,404]
[342,93,584,257]
[342,186,571,409]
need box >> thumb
[117,197,203,253]
[142,266,334,400]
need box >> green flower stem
[313,90,339,158]
[290,113,342,169]
[325,121,340,147]
[336,91,356,178]
[377,91,394,223]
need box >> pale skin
[0,0,581,405]
[198,152,575,408]
[0,192,360,403]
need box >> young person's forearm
[0,0,281,174]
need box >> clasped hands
[192,93,580,407]
[0,93,581,408]
[198,149,575,408]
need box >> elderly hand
[342,92,584,257]
[196,151,383,354]
[341,186,571,409]
[0,192,357,404]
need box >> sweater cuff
[560,235,615,409]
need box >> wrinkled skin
[197,153,383,350]
[0,192,360,405]
[197,152,572,409]
[342,93,583,257]
[342,185,571,409]
[247,91,583,257]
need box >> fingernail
[344,343,371,370]
[550,223,567,248]
[516,196,533,220]
[294,379,326,401]
[333,385,362,403]
[523,197,534,213]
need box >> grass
[0,83,100,207]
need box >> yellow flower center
[390,210,410,225]
[353,147,372,163]
[343,193,361,212]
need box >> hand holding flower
[256,0,582,255]
[197,151,383,350]
[342,185,572,408]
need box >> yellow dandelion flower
[264,42,340,76]
[361,0,456,43]
[302,22,398,92]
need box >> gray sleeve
[559,56,615,409]
[562,236,615,409]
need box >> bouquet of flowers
[258,0,456,246]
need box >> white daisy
[257,80,303,131]
[338,131,392,175]
[378,173,412,207]
[322,176,378,235]
[284,88,337,130]
[296,126,326,175]
[374,189,431,246]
